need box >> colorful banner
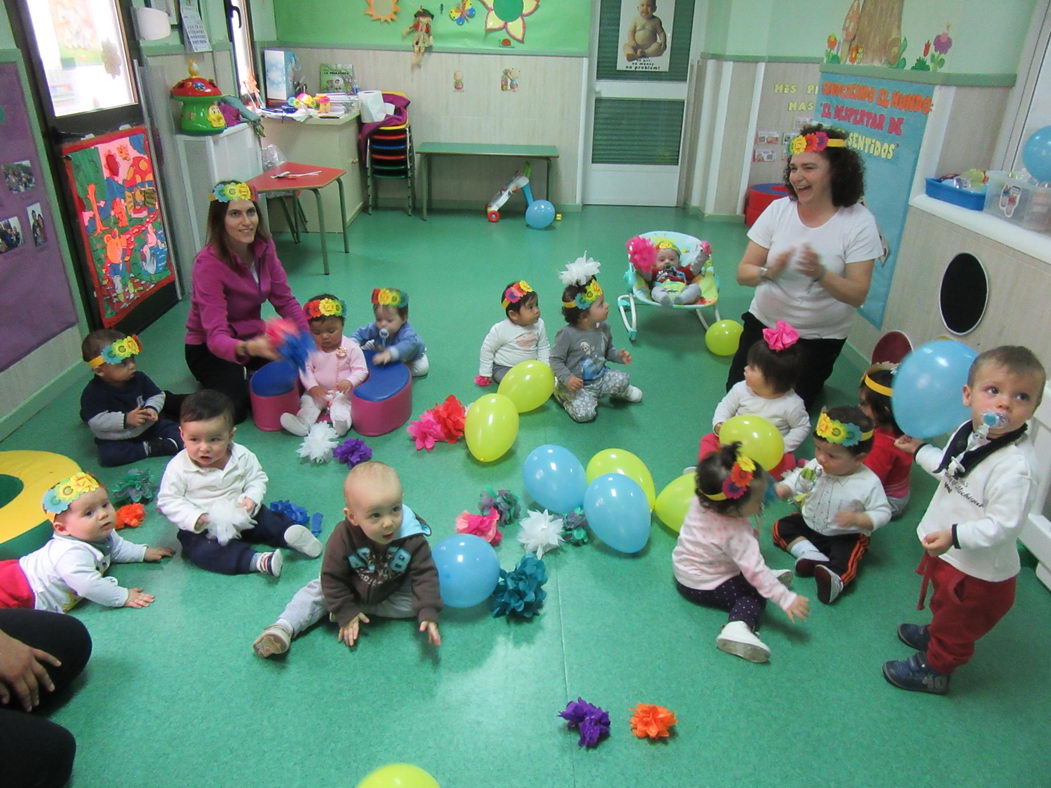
[817,75,932,327]
[61,127,174,327]
[0,61,78,373]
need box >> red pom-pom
[115,503,145,529]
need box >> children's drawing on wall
[2,160,36,193]
[479,0,539,44]
[618,0,673,72]
[824,0,912,69]
[0,216,24,254]
[364,0,401,23]
[500,68,519,92]
[61,128,175,327]
[26,202,47,247]
[404,7,434,66]
[453,71,464,92]
[449,0,475,25]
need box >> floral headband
[88,335,142,369]
[210,182,256,202]
[502,281,534,310]
[815,410,874,447]
[789,132,847,156]
[304,297,346,320]
[703,452,757,501]
[42,472,102,521]
[372,288,408,308]
[562,279,603,311]
[762,320,799,352]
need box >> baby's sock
[253,550,284,577]
[788,539,829,563]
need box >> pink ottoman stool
[352,351,413,436]
[250,361,301,432]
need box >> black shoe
[814,564,844,604]
[146,437,180,457]
[882,652,950,695]
[897,623,930,651]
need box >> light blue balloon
[525,199,555,229]
[892,340,977,439]
[432,534,500,608]
[1022,125,1051,183]
[584,473,651,554]
[522,444,587,514]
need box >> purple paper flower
[478,486,521,526]
[559,697,611,748]
[333,438,372,466]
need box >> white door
[584,0,696,206]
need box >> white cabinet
[173,124,263,254]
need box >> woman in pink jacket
[184,181,308,423]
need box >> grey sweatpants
[274,577,415,637]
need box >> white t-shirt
[747,198,883,339]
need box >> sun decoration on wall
[364,0,401,23]
[478,0,539,43]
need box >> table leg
[336,176,349,253]
[546,158,551,202]
[422,153,430,221]
[312,188,329,275]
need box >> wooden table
[247,161,349,275]
[416,142,559,220]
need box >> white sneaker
[330,417,351,435]
[715,620,771,663]
[283,524,322,558]
[280,412,309,437]
[773,569,793,589]
[681,465,697,477]
[619,385,643,403]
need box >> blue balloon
[583,474,651,554]
[525,199,555,229]
[522,444,586,514]
[431,534,500,608]
[892,340,977,439]
[250,360,298,396]
[1022,125,1051,183]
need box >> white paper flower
[206,499,255,546]
[517,509,564,558]
[297,423,339,464]
[559,253,601,286]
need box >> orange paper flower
[115,503,145,529]
[629,703,677,739]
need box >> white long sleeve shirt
[478,317,550,377]
[712,381,811,453]
[19,532,147,612]
[157,443,268,533]
[780,459,891,536]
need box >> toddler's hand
[125,407,150,428]
[922,529,953,556]
[774,483,792,500]
[894,435,923,454]
[474,375,492,387]
[143,408,159,423]
[194,513,210,531]
[123,588,155,609]
[335,380,353,393]
[566,376,584,392]
[785,595,810,622]
[144,546,174,562]
[239,497,256,513]
[338,613,370,648]
[833,510,857,528]
[420,620,441,646]
[373,350,393,365]
[713,422,723,435]
[619,350,633,364]
[305,385,327,408]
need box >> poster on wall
[817,75,932,327]
[617,0,673,72]
[61,127,174,328]
[0,61,78,374]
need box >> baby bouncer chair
[617,230,720,341]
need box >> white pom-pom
[297,423,339,464]
[559,253,601,286]
[517,509,564,558]
[206,499,255,546]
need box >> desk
[247,162,349,275]
[417,142,559,220]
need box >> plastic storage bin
[924,177,985,210]
[982,170,1051,232]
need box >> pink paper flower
[455,509,503,545]
[626,235,658,276]
[762,320,799,351]
[407,412,444,451]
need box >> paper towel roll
[135,6,171,41]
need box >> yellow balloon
[585,448,656,510]
[357,764,440,788]
[705,319,744,356]
[655,473,695,532]
[497,360,555,413]
[718,414,784,470]
[464,393,519,462]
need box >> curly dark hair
[782,123,865,207]
[695,442,763,516]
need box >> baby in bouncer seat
[626,234,712,305]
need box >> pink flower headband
[762,320,799,352]
[502,281,534,310]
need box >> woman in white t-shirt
[727,124,883,410]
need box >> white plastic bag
[359,90,392,123]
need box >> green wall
[272,0,590,55]
[0,3,14,50]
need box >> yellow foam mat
[0,451,80,542]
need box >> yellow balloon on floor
[718,414,784,470]
[464,393,519,462]
[357,763,440,788]
[705,319,744,356]
[655,472,696,532]
[585,448,656,510]
[497,360,555,413]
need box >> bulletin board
[61,127,175,328]
[0,61,78,374]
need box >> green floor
[4,207,1050,786]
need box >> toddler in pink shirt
[281,294,368,436]
[672,442,810,663]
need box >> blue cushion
[354,350,410,403]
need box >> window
[229,0,261,107]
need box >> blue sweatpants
[95,418,182,467]
[177,504,294,575]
